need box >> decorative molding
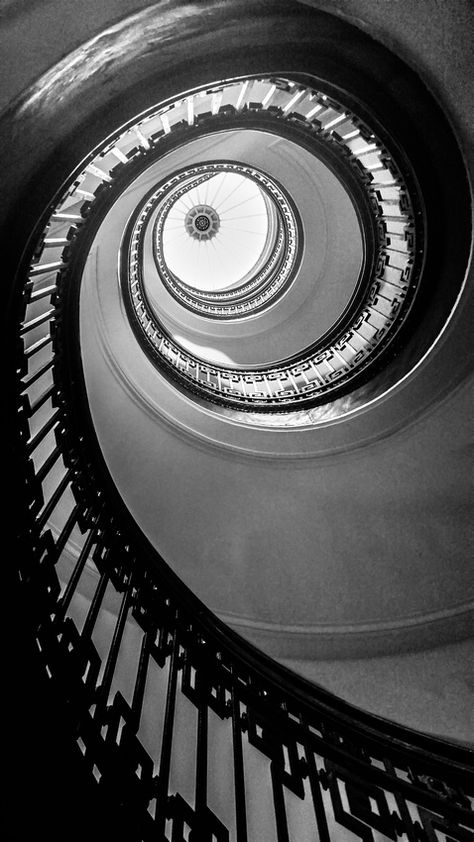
[221,603,474,660]
[49,519,474,660]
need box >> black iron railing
[12,143,474,842]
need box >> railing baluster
[302,725,331,842]
[156,628,179,834]
[195,692,208,821]
[97,569,135,707]
[271,763,290,842]
[50,501,82,563]
[81,565,110,641]
[57,518,103,620]
[231,675,248,842]
[131,628,152,730]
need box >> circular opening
[161,171,272,292]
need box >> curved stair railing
[11,156,474,842]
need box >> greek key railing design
[150,163,295,319]
[13,154,474,840]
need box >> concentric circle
[194,214,211,231]
[184,205,219,241]
[160,169,281,295]
[151,161,301,314]
[20,56,469,428]
[118,76,421,411]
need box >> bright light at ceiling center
[161,171,270,292]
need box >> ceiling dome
[164,172,270,285]
[150,160,300,317]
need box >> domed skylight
[161,171,270,292]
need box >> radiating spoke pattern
[148,160,299,320]
[162,173,270,291]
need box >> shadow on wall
[280,641,474,745]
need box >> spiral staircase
[5,1,474,839]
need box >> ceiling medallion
[184,205,220,241]
[148,161,300,315]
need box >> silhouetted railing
[12,152,474,842]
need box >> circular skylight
[149,161,300,319]
[162,172,270,292]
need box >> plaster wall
[281,642,474,744]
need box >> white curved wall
[281,641,474,745]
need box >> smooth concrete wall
[281,639,474,745]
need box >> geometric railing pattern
[15,160,474,841]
